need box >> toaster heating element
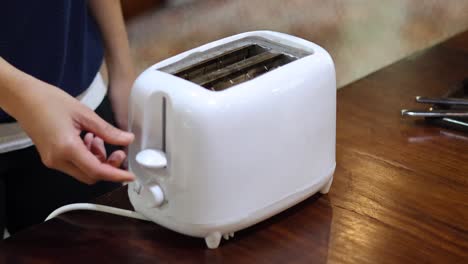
[128,31,336,248]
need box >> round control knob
[142,184,165,208]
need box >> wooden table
[1,32,468,264]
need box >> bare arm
[0,56,135,184]
[0,57,35,117]
[89,0,135,130]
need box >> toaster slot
[192,52,293,90]
[173,45,295,91]
[159,36,311,91]
[173,44,267,81]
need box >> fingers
[107,150,126,168]
[61,161,97,185]
[83,134,127,168]
[121,147,129,169]
[70,142,135,183]
[64,136,130,184]
[91,136,107,162]
[77,110,134,146]
[84,133,93,150]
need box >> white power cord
[45,203,151,222]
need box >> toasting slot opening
[159,37,312,91]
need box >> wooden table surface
[1,32,468,264]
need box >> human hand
[10,79,135,184]
[0,57,135,184]
[83,132,126,168]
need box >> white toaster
[127,31,336,248]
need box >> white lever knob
[136,149,167,170]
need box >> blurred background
[120,0,468,88]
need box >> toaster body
[127,31,336,248]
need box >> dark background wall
[121,0,468,88]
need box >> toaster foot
[223,232,235,240]
[205,232,222,249]
[320,176,334,194]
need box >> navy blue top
[0,0,103,123]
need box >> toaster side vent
[159,37,311,91]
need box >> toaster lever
[136,149,167,170]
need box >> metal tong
[401,96,468,131]
[402,96,468,117]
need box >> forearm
[0,57,43,119]
[88,1,135,130]
[88,0,134,78]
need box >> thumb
[78,109,134,146]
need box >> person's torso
[0,0,104,123]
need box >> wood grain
[1,31,468,264]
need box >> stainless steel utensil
[401,109,468,117]
[401,93,468,132]
[415,96,468,106]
